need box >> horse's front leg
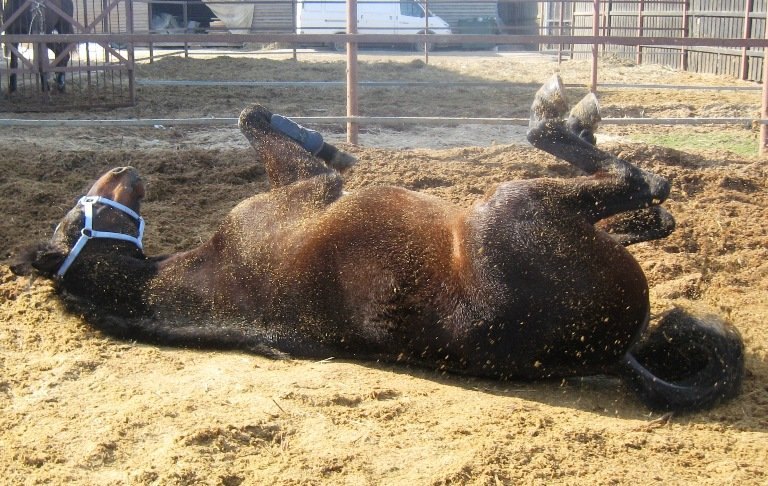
[239,105,357,188]
[33,41,51,93]
[9,45,19,93]
[527,75,671,224]
[49,42,70,92]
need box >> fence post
[741,0,754,80]
[424,0,430,64]
[127,0,136,105]
[591,0,599,92]
[346,0,359,145]
[292,0,298,61]
[680,0,689,70]
[636,0,645,64]
[761,14,768,156]
[558,0,565,63]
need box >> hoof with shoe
[316,143,358,172]
[530,75,569,122]
[567,93,601,146]
[239,106,358,172]
[238,104,274,149]
[328,149,358,172]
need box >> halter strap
[56,196,145,278]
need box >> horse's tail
[619,308,744,412]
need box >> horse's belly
[461,230,650,379]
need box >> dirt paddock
[1,51,767,484]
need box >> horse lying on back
[12,76,744,412]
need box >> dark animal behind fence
[2,0,74,93]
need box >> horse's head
[85,165,145,216]
[12,167,146,279]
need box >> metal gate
[1,0,135,111]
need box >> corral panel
[1,0,135,111]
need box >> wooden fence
[562,0,768,82]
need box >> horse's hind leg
[239,105,356,188]
[527,75,671,223]
[269,113,357,172]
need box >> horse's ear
[10,243,67,277]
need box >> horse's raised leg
[527,75,671,223]
[526,77,744,411]
[551,87,676,245]
[269,113,357,172]
[239,105,357,188]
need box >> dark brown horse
[12,77,744,412]
[2,0,74,93]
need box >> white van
[296,0,451,51]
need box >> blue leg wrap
[270,114,324,155]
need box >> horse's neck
[148,239,230,314]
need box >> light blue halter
[56,196,145,278]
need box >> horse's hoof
[238,104,273,133]
[329,149,358,173]
[567,93,601,144]
[530,74,569,123]
[238,105,274,149]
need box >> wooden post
[346,0,359,145]
[604,0,613,55]
[558,0,565,64]
[681,0,689,70]
[126,0,136,105]
[636,0,645,65]
[292,0,298,61]
[83,0,92,86]
[591,0,599,93]
[183,1,189,58]
[760,14,768,156]
[424,0,430,64]
[741,0,754,80]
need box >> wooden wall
[569,0,766,82]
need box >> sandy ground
[1,51,767,485]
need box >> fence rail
[2,0,768,152]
